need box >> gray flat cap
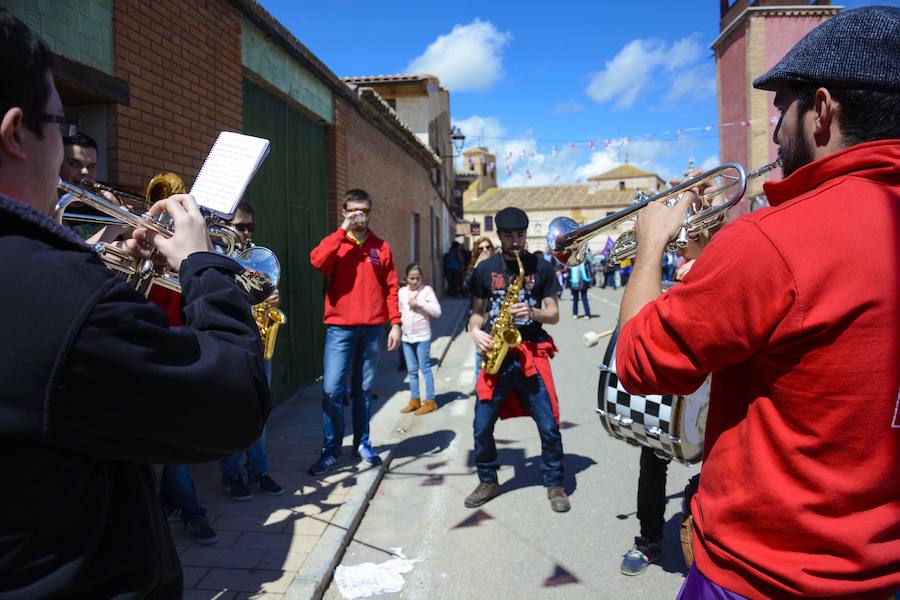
[753,6,900,92]
[495,207,529,231]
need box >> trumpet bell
[230,246,281,305]
[546,216,585,266]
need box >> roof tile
[464,185,637,212]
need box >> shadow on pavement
[461,447,597,497]
[659,514,690,576]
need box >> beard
[778,115,815,178]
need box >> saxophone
[252,302,287,361]
[481,251,525,375]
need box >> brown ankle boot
[464,481,501,508]
[547,486,571,513]
[414,399,437,415]
[400,397,420,413]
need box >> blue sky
[261,0,883,186]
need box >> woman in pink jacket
[398,263,442,415]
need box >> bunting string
[459,115,780,183]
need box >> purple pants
[677,565,748,600]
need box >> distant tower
[460,147,497,203]
[711,0,839,212]
[684,155,696,178]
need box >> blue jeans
[571,286,591,316]
[219,431,269,481]
[159,464,206,522]
[220,359,271,480]
[321,325,382,456]
[472,355,564,487]
[402,339,434,399]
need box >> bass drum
[596,327,709,465]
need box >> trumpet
[546,160,781,266]
[79,179,151,211]
[55,179,281,304]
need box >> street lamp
[450,126,466,157]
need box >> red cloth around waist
[476,339,560,424]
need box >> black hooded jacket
[0,194,270,598]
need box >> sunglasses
[233,223,255,233]
[345,207,371,215]
[478,245,493,251]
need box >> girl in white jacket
[398,263,442,415]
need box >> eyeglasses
[41,114,80,137]
[233,223,256,233]
[345,207,371,215]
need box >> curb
[284,301,468,599]
[284,447,397,600]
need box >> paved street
[323,286,699,600]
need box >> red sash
[147,285,182,326]
[475,339,560,424]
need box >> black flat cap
[753,6,900,92]
[495,207,529,231]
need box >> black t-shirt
[470,252,561,342]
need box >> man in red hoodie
[308,189,401,475]
[615,7,899,600]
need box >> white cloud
[554,100,585,115]
[453,116,705,188]
[585,34,710,109]
[453,115,506,145]
[700,154,719,171]
[664,69,717,103]
[406,20,512,92]
[575,152,619,180]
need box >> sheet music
[190,131,270,218]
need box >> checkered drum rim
[596,327,685,461]
[600,368,679,457]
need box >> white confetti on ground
[335,557,423,599]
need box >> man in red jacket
[615,7,899,600]
[308,189,401,475]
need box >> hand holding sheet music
[190,131,270,218]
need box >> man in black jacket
[0,11,270,598]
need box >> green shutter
[243,79,327,402]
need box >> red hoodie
[616,140,900,600]
[310,227,400,326]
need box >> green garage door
[243,79,328,403]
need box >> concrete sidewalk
[174,298,470,600]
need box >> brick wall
[109,0,243,190]
[330,95,444,292]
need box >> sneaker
[184,519,218,545]
[222,476,254,501]
[620,537,662,576]
[464,481,501,508]
[352,443,383,466]
[307,453,341,477]
[547,486,571,513]
[250,473,284,496]
[161,505,182,523]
